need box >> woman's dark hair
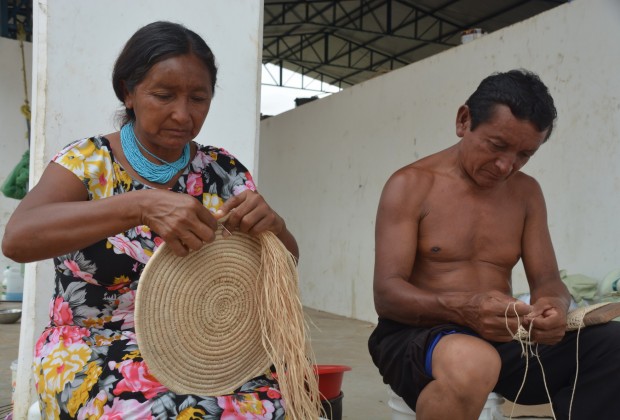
[466,69,557,141]
[112,21,218,126]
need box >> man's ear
[455,105,471,138]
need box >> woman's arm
[2,162,218,262]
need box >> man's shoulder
[389,149,454,188]
[510,171,543,194]
[388,162,435,191]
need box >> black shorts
[369,319,620,419]
[368,318,476,411]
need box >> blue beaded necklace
[120,122,190,184]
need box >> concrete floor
[0,301,21,416]
[0,304,552,419]
[0,304,391,419]
[306,308,392,419]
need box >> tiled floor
[0,304,553,419]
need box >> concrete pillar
[13,1,264,417]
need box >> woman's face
[124,53,213,160]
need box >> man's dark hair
[112,21,218,126]
[466,69,557,141]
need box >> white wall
[12,1,264,417]
[259,0,620,323]
[0,37,32,272]
[33,0,263,172]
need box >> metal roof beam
[262,60,350,90]
[278,1,467,82]
[264,1,387,54]
[269,0,576,87]
[264,0,469,78]
[334,0,536,84]
[265,0,465,37]
[1,0,32,41]
[264,22,457,44]
[264,31,413,68]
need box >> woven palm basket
[135,229,271,396]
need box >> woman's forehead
[140,55,213,89]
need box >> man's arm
[521,177,571,344]
[2,163,219,261]
[374,167,480,326]
[373,167,438,324]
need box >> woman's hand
[139,189,218,257]
[214,190,299,259]
[215,190,285,236]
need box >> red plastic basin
[314,364,352,401]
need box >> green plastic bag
[1,150,30,200]
[559,269,599,306]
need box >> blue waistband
[425,330,458,377]
[424,328,477,377]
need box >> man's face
[456,104,548,188]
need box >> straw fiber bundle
[135,226,321,419]
[506,301,620,419]
[258,231,322,420]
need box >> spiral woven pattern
[135,229,271,396]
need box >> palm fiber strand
[258,231,322,420]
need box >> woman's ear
[122,81,133,109]
[455,105,471,138]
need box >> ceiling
[2,1,569,91]
[262,0,569,90]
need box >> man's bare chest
[417,189,525,265]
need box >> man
[368,69,620,420]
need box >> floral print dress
[33,136,285,420]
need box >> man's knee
[431,334,501,393]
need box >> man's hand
[521,298,568,345]
[465,291,533,342]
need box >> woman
[2,21,296,419]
